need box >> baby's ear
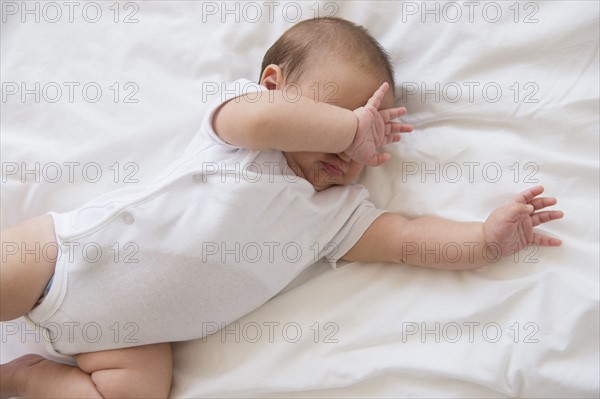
[261,64,285,90]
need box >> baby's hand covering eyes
[346,82,414,166]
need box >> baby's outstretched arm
[213,82,411,160]
[343,186,563,269]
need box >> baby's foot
[0,354,46,398]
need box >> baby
[0,17,563,398]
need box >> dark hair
[261,17,395,89]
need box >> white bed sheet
[1,1,598,397]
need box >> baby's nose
[337,152,351,163]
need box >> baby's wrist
[345,109,364,155]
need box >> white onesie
[26,79,386,356]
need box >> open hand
[345,82,413,166]
[483,186,564,257]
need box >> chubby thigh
[76,342,172,398]
[1,215,57,322]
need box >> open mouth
[320,161,344,177]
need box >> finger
[531,210,564,227]
[380,107,407,121]
[532,233,562,246]
[530,196,558,210]
[383,133,401,145]
[367,152,390,167]
[389,123,414,133]
[366,82,389,110]
[506,202,534,219]
[513,185,545,204]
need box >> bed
[1,1,598,397]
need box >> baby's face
[281,59,395,191]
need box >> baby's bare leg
[0,354,103,398]
[0,215,57,321]
[1,343,172,398]
[76,343,172,398]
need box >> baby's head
[260,17,395,97]
[259,17,396,191]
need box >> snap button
[122,212,134,224]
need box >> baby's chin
[309,177,352,191]
[312,182,333,192]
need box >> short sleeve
[322,200,388,270]
[199,79,266,148]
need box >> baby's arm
[343,186,563,269]
[214,83,411,166]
